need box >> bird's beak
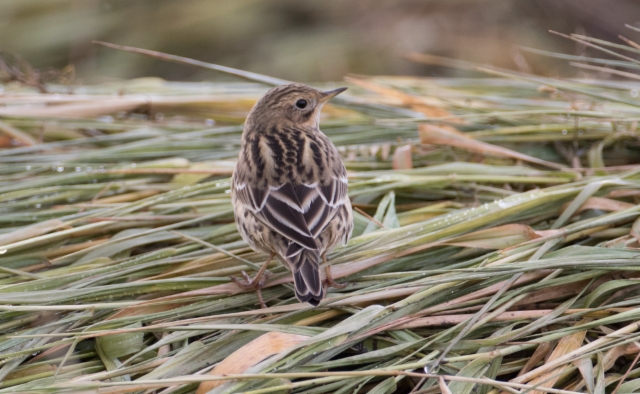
[319,87,348,103]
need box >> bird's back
[231,83,352,306]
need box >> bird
[231,83,353,307]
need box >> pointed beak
[319,87,348,103]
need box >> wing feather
[232,136,349,254]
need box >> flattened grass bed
[1,32,640,393]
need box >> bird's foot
[230,270,268,289]
[230,271,271,308]
[324,275,348,289]
[324,265,348,290]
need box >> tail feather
[286,243,324,306]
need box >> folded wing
[233,174,349,252]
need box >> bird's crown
[246,83,346,130]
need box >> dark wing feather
[234,180,317,250]
[262,192,317,249]
[233,175,349,251]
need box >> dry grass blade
[93,41,290,86]
[520,318,592,394]
[196,332,308,393]
[418,124,565,169]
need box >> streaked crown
[246,83,346,130]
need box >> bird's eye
[295,99,308,109]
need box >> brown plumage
[231,83,353,307]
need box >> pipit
[231,83,353,307]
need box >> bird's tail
[286,243,324,306]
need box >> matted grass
[0,30,640,393]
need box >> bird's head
[246,83,347,130]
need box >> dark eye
[295,99,308,109]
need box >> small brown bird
[231,83,353,307]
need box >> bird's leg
[323,254,347,290]
[230,252,275,308]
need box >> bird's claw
[231,271,271,289]
[230,271,271,308]
[324,276,348,289]
[323,265,348,291]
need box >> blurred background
[2,0,640,84]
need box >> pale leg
[323,254,347,290]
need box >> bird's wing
[233,173,349,251]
